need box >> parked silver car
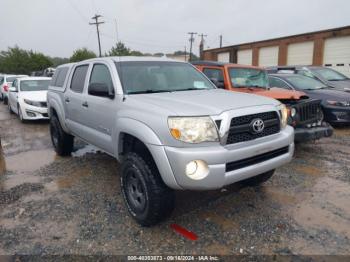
[47,57,294,226]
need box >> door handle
[65,97,70,103]
[82,101,88,108]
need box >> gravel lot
[0,103,350,257]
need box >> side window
[269,77,292,89]
[297,70,316,79]
[0,77,4,85]
[50,68,60,86]
[88,64,114,95]
[203,68,224,83]
[56,67,69,87]
[12,79,17,88]
[70,65,89,93]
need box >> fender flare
[48,98,70,133]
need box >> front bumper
[323,106,350,124]
[294,123,333,142]
[152,126,294,190]
[21,104,49,120]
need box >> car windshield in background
[20,80,51,91]
[115,61,215,94]
[229,68,269,88]
[311,67,349,81]
[7,77,17,82]
[285,75,327,90]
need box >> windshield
[20,80,50,91]
[285,75,327,90]
[228,68,269,88]
[115,61,215,94]
[311,67,349,81]
[6,77,17,82]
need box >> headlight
[168,116,219,143]
[24,99,42,107]
[290,107,297,118]
[326,100,350,107]
[278,104,288,129]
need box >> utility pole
[219,35,223,48]
[188,32,197,62]
[89,14,105,57]
[184,46,187,62]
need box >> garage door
[237,49,252,65]
[324,36,350,77]
[258,46,279,67]
[217,52,230,62]
[287,41,314,65]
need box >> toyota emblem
[251,118,265,134]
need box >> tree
[50,57,70,67]
[0,46,53,75]
[70,48,96,62]
[107,42,131,56]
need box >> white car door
[9,79,19,113]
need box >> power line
[188,32,197,62]
[66,0,88,23]
[89,14,105,57]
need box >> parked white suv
[47,57,294,226]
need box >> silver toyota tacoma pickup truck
[47,57,294,226]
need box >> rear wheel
[121,152,175,226]
[240,170,275,187]
[3,96,8,105]
[50,114,74,156]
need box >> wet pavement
[0,103,350,256]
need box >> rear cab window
[70,65,89,93]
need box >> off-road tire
[240,170,275,187]
[121,152,175,226]
[50,114,74,156]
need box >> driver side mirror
[9,87,17,92]
[210,78,225,89]
[88,83,114,99]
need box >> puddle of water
[45,168,91,191]
[4,149,57,173]
[72,144,100,157]
[294,165,324,176]
[293,177,350,239]
[1,173,41,191]
[263,186,297,205]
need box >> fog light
[185,160,209,180]
[26,111,36,117]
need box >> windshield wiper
[247,85,267,89]
[173,88,208,92]
[328,79,347,81]
[127,89,171,94]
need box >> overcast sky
[1,0,350,58]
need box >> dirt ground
[0,103,350,257]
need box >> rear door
[64,64,90,139]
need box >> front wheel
[50,114,74,156]
[240,170,275,187]
[121,152,175,226]
[18,106,25,122]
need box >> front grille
[42,113,49,117]
[226,111,280,145]
[226,146,289,172]
[40,102,48,108]
[294,99,321,124]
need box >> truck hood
[128,89,279,116]
[241,87,307,100]
[19,91,47,102]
